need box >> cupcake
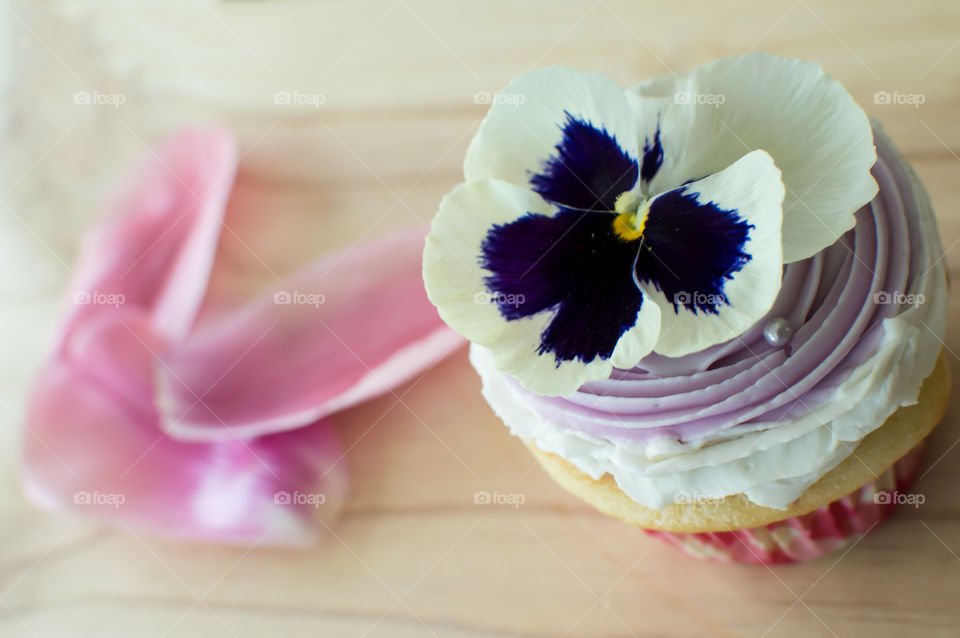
[423,52,949,564]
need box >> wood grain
[2,1,959,636]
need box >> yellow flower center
[612,192,649,242]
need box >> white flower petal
[464,66,640,193]
[610,298,661,370]
[627,51,876,263]
[642,150,785,357]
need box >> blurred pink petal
[24,127,349,544]
[59,308,158,410]
[159,227,463,440]
[24,352,348,545]
[24,126,460,544]
[64,126,236,343]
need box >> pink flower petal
[23,127,350,545]
[158,226,463,440]
[24,339,348,546]
[59,307,159,413]
[65,127,237,344]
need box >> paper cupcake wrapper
[644,443,926,565]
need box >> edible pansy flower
[424,52,878,396]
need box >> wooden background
[1,1,959,636]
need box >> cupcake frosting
[471,123,948,510]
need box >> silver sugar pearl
[762,317,792,347]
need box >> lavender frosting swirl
[472,124,948,509]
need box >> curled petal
[637,150,785,356]
[66,127,237,343]
[627,51,876,263]
[158,227,462,440]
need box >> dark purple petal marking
[529,112,638,212]
[635,187,753,315]
[481,209,644,364]
[640,124,663,185]
[479,112,749,365]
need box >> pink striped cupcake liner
[644,443,926,565]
